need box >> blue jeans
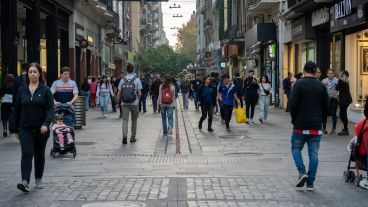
[161,106,174,135]
[192,91,199,110]
[82,91,90,111]
[99,92,110,115]
[291,132,321,185]
[152,95,158,112]
[182,92,189,109]
[258,96,269,121]
[139,94,147,112]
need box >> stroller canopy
[54,104,75,127]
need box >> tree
[135,44,191,76]
[175,15,197,62]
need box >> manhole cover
[75,141,95,146]
[81,201,146,207]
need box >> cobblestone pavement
[0,97,367,207]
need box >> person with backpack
[158,74,176,136]
[233,72,244,108]
[116,64,142,144]
[197,75,217,132]
[289,61,329,191]
[96,75,114,118]
[218,74,240,131]
[180,76,190,110]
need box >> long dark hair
[162,74,172,89]
[202,75,211,85]
[99,75,110,88]
[261,75,269,83]
[26,62,44,85]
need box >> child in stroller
[52,114,74,150]
[344,118,368,189]
[50,104,76,158]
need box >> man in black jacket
[151,74,162,113]
[283,72,292,112]
[289,61,329,191]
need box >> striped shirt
[51,79,79,103]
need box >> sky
[161,0,196,47]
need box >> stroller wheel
[348,171,355,182]
[50,149,53,157]
[72,150,77,158]
[52,152,56,158]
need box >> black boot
[338,129,349,136]
[198,121,202,130]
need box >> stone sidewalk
[0,97,366,207]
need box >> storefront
[245,23,278,106]
[330,0,368,121]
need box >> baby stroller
[343,119,368,189]
[50,104,77,158]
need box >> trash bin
[74,96,86,129]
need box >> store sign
[292,24,303,37]
[333,0,352,20]
[312,7,329,27]
[87,35,94,45]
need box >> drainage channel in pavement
[81,202,145,207]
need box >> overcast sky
[161,0,196,47]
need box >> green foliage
[135,44,191,76]
[175,16,197,62]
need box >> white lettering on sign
[312,7,330,27]
[292,25,303,37]
[334,0,352,20]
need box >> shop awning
[245,23,276,48]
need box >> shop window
[301,42,315,69]
[330,34,342,72]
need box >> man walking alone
[289,61,329,191]
[116,64,142,144]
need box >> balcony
[99,0,113,12]
[248,0,279,11]
[281,0,333,20]
[226,25,246,39]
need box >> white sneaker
[104,114,108,118]
[359,179,368,189]
[59,144,64,148]
[67,139,74,144]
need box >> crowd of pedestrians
[0,58,367,194]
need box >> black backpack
[121,77,137,103]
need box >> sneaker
[104,114,108,118]
[338,130,349,136]
[17,180,29,193]
[59,144,64,148]
[359,179,368,189]
[130,137,137,143]
[250,119,254,123]
[122,137,127,145]
[208,128,214,132]
[323,129,328,135]
[330,129,336,135]
[296,174,308,188]
[306,183,315,191]
[259,118,263,124]
[169,128,173,135]
[35,179,44,189]
[226,127,231,131]
[67,139,74,144]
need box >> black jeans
[339,105,349,130]
[19,127,49,183]
[139,94,147,112]
[199,104,214,129]
[235,94,244,108]
[245,96,257,119]
[222,105,233,129]
[323,98,338,130]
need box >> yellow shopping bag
[235,107,247,124]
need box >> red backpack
[162,87,173,104]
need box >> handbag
[234,107,247,124]
[261,83,270,96]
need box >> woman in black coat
[14,62,54,192]
[336,70,352,136]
